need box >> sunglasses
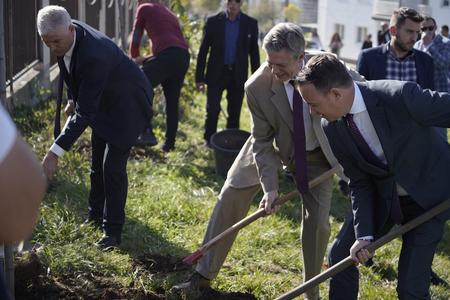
[421,26,435,32]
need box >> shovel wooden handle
[275,198,450,300]
[198,166,339,253]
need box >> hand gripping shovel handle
[183,166,339,265]
[275,197,450,300]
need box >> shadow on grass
[370,261,398,282]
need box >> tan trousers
[196,149,333,300]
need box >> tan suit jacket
[225,61,345,193]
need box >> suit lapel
[237,13,246,49]
[358,83,394,169]
[69,23,84,75]
[270,78,293,133]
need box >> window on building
[334,24,345,39]
[443,0,449,7]
[357,26,368,43]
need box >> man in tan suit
[177,23,349,300]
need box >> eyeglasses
[421,26,435,32]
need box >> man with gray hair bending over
[38,5,153,250]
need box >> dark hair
[296,54,352,93]
[423,16,437,27]
[390,7,423,29]
[442,25,449,31]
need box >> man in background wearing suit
[195,0,260,147]
[177,23,348,300]
[38,5,153,250]
[297,53,450,300]
[357,7,434,91]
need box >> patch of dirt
[14,252,257,300]
[198,288,257,300]
[133,254,192,273]
[14,252,163,300]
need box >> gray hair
[263,23,305,59]
[37,5,72,35]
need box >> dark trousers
[328,196,445,300]
[87,132,131,237]
[142,47,190,145]
[204,66,245,142]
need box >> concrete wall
[318,0,377,61]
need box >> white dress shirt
[50,30,77,158]
[284,81,320,151]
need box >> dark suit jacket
[195,11,260,87]
[56,21,153,151]
[356,44,435,90]
[323,81,450,238]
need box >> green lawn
[11,83,449,300]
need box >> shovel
[275,198,450,300]
[183,166,340,265]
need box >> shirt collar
[65,28,76,60]
[349,82,366,114]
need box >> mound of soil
[14,252,164,300]
[198,288,257,300]
[14,252,257,299]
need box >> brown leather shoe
[172,271,211,291]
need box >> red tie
[291,81,308,194]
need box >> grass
[12,79,450,300]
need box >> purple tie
[345,114,403,224]
[291,82,308,194]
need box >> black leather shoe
[431,270,448,286]
[161,141,175,152]
[136,127,158,146]
[96,235,121,251]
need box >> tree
[249,0,281,34]
[283,3,301,23]
[190,0,221,17]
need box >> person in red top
[130,0,190,152]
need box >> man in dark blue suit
[38,5,153,249]
[195,0,260,146]
[297,54,450,299]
